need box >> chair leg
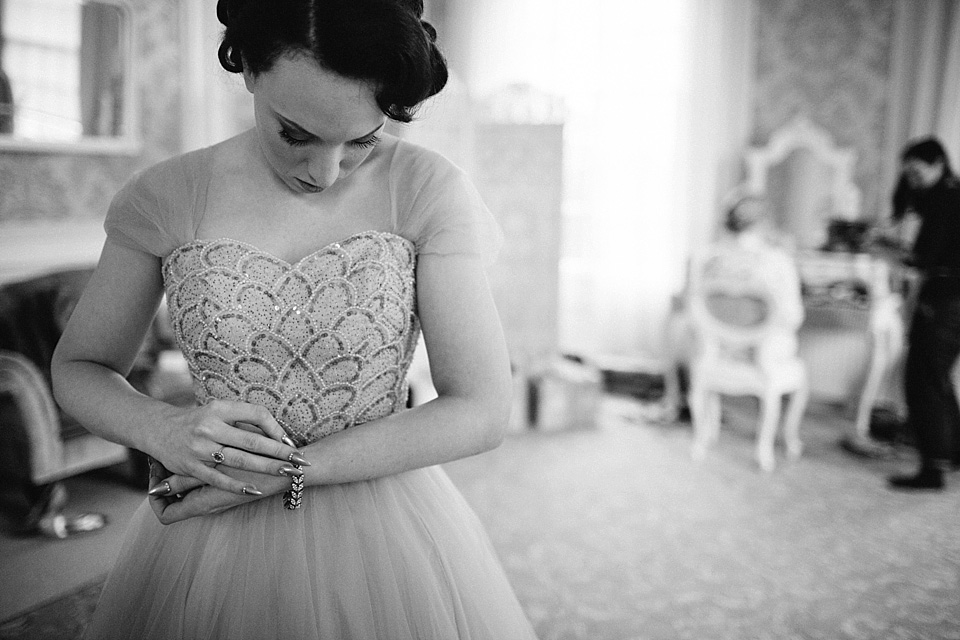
[783,382,809,460]
[690,385,709,460]
[706,393,722,444]
[756,390,782,472]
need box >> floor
[2,395,959,640]
[0,470,143,622]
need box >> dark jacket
[893,172,960,292]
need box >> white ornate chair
[688,250,809,472]
[741,116,906,449]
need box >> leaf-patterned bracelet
[283,464,304,510]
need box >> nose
[306,146,343,189]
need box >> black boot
[888,466,945,491]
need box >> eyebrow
[276,112,384,141]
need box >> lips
[296,178,323,193]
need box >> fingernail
[289,452,311,466]
[148,485,168,496]
[281,435,297,447]
[242,485,263,496]
[279,465,304,477]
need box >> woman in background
[664,192,803,420]
[885,137,960,491]
[51,0,537,637]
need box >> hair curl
[217,0,448,123]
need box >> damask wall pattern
[753,0,895,218]
[0,0,181,223]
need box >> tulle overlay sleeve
[103,148,211,258]
[392,141,502,265]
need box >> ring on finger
[211,447,226,464]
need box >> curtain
[467,0,757,357]
[442,0,758,358]
[179,0,253,152]
[881,0,960,212]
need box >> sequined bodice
[161,231,419,446]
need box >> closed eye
[352,136,381,150]
[279,128,310,147]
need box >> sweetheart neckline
[163,230,414,269]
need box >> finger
[207,422,309,466]
[147,475,175,497]
[189,462,265,497]
[147,470,177,520]
[157,474,205,496]
[158,486,251,524]
[209,447,306,478]
[209,401,290,444]
[234,421,266,436]
[233,421,299,449]
[148,493,167,521]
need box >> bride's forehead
[256,56,380,124]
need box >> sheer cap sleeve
[392,141,502,265]
[103,148,211,258]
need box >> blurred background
[1,1,959,638]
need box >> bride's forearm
[52,357,180,456]
[301,393,510,486]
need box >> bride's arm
[52,241,305,497]
[300,250,513,483]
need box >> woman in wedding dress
[52,1,537,638]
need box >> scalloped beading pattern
[161,232,420,447]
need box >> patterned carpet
[444,397,960,640]
[3,396,959,640]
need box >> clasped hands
[146,400,310,525]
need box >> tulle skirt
[84,466,537,640]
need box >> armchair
[0,268,158,537]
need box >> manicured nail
[289,452,311,466]
[281,435,297,447]
[148,484,169,496]
[241,485,263,496]
[279,465,304,477]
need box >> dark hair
[901,136,954,176]
[217,0,448,123]
[724,196,763,234]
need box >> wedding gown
[84,139,537,640]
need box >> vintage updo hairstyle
[217,0,448,123]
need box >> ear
[243,68,256,94]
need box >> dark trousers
[904,282,960,467]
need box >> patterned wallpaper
[1,0,901,226]
[0,0,181,223]
[753,0,895,218]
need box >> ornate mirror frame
[743,115,861,251]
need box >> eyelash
[278,128,381,150]
[353,137,381,149]
[278,129,309,147]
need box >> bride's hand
[147,460,299,524]
[146,399,309,497]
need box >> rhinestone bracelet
[282,464,304,510]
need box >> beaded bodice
[161,231,419,446]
